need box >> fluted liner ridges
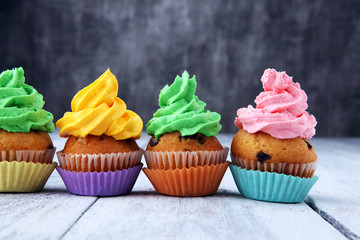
[229,163,318,203]
[145,148,228,170]
[0,161,57,192]
[56,163,143,196]
[143,162,229,197]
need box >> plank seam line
[305,197,359,240]
[59,198,99,240]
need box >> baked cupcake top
[146,70,222,139]
[0,67,54,133]
[56,69,143,140]
[235,68,317,139]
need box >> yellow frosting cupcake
[56,69,143,173]
[55,69,144,197]
[57,68,142,141]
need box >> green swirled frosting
[146,71,222,139]
[0,67,54,132]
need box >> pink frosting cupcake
[235,68,316,140]
[229,68,319,203]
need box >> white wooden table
[0,132,359,240]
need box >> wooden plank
[0,172,97,240]
[0,132,97,239]
[62,135,345,240]
[62,173,345,240]
[305,138,360,239]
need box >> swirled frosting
[235,69,317,139]
[56,69,143,140]
[0,67,54,133]
[146,71,222,139]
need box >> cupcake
[0,67,57,192]
[229,68,319,203]
[56,69,143,196]
[143,71,229,197]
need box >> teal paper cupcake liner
[229,163,318,203]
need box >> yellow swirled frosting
[56,69,143,140]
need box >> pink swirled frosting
[235,68,317,139]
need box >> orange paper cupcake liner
[57,150,143,173]
[144,148,229,170]
[0,148,56,164]
[143,161,230,197]
[231,154,318,178]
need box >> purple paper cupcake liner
[56,163,143,197]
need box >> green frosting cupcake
[146,71,222,139]
[0,67,54,133]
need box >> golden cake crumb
[0,130,53,151]
[63,135,139,154]
[146,131,223,152]
[231,129,317,164]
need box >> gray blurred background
[1,0,359,136]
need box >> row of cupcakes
[0,67,319,203]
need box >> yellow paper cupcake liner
[0,161,57,192]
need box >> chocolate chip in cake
[304,139,313,149]
[100,137,105,141]
[183,148,190,151]
[182,134,205,144]
[256,151,271,163]
[149,137,159,147]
